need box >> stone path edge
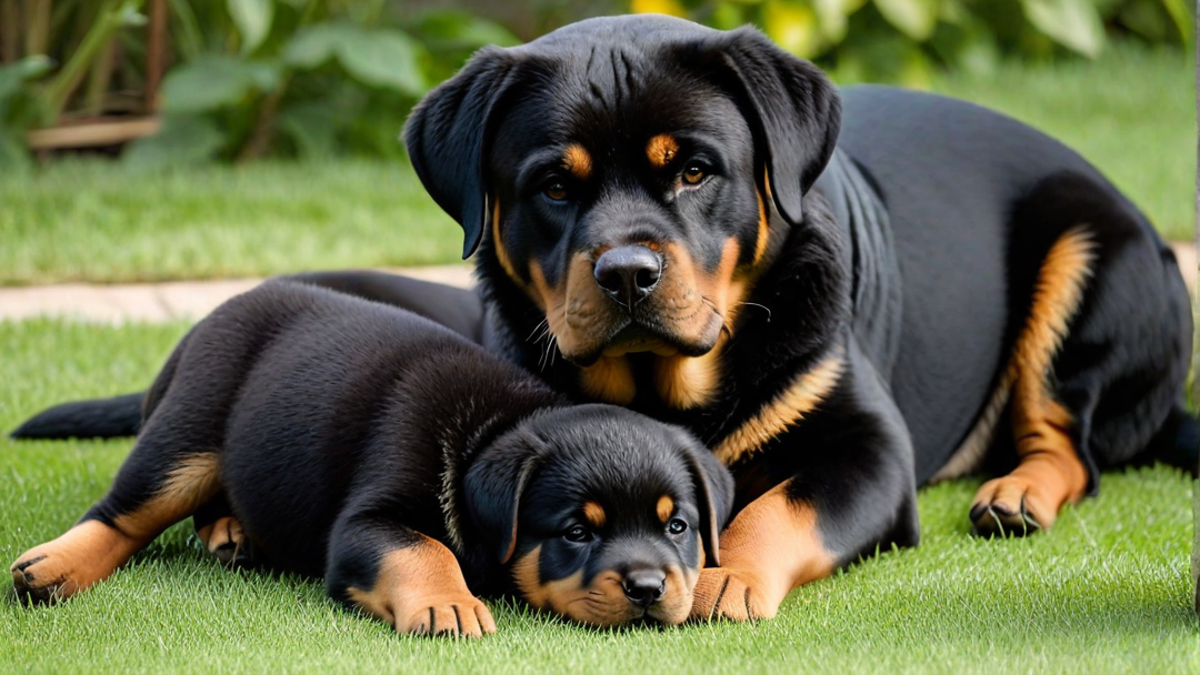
[0,243,1195,325]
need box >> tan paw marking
[10,520,141,603]
[970,475,1055,536]
[689,567,775,622]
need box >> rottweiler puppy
[10,280,733,636]
[13,16,1196,625]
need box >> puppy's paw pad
[689,567,773,622]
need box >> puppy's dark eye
[681,164,705,185]
[544,180,569,201]
[667,518,687,535]
[564,524,593,543]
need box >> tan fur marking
[713,351,845,465]
[651,239,744,409]
[967,227,1096,530]
[583,501,607,529]
[646,134,679,169]
[579,356,636,405]
[656,495,674,524]
[691,482,836,621]
[513,546,695,626]
[563,144,592,180]
[11,453,221,601]
[346,535,494,637]
[753,189,770,266]
[197,515,245,563]
[491,197,524,287]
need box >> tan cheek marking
[513,546,636,626]
[656,495,674,524]
[532,254,617,362]
[563,144,592,181]
[653,238,743,409]
[653,564,696,625]
[714,351,845,465]
[345,534,483,633]
[646,134,679,169]
[715,482,839,610]
[10,453,221,601]
[583,501,607,529]
[580,356,636,405]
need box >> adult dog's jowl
[403,15,1195,620]
[12,15,1196,624]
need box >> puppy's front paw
[394,593,496,638]
[689,567,776,622]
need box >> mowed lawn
[2,320,1198,675]
[0,44,1193,286]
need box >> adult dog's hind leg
[971,174,1192,535]
[970,226,1093,535]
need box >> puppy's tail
[9,392,144,440]
[1139,404,1200,476]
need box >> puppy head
[405,16,840,398]
[463,404,733,626]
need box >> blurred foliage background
[0,0,1192,165]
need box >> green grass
[932,44,1195,242]
[2,319,1198,674]
[0,44,1193,287]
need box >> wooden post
[144,0,166,113]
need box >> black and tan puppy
[10,280,733,636]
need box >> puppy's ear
[685,27,840,226]
[463,429,545,565]
[673,432,734,567]
[403,47,522,259]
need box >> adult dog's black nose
[594,246,662,305]
[622,569,666,608]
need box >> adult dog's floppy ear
[403,47,521,259]
[463,428,545,565]
[672,431,734,567]
[685,27,840,226]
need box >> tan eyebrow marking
[646,134,679,169]
[563,144,592,180]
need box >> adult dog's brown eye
[682,165,705,185]
[545,180,568,201]
[667,518,687,535]
[564,524,592,542]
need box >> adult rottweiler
[10,280,734,636]
[13,16,1196,622]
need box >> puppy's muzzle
[593,245,662,307]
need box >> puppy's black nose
[594,246,662,305]
[622,569,666,608]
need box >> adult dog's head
[405,15,841,409]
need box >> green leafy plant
[632,0,1194,84]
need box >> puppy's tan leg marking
[690,482,836,622]
[11,453,221,602]
[346,534,495,638]
[971,228,1094,535]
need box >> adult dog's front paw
[970,475,1056,537]
[689,567,777,622]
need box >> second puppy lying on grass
[10,280,733,637]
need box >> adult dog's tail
[9,393,144,440]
